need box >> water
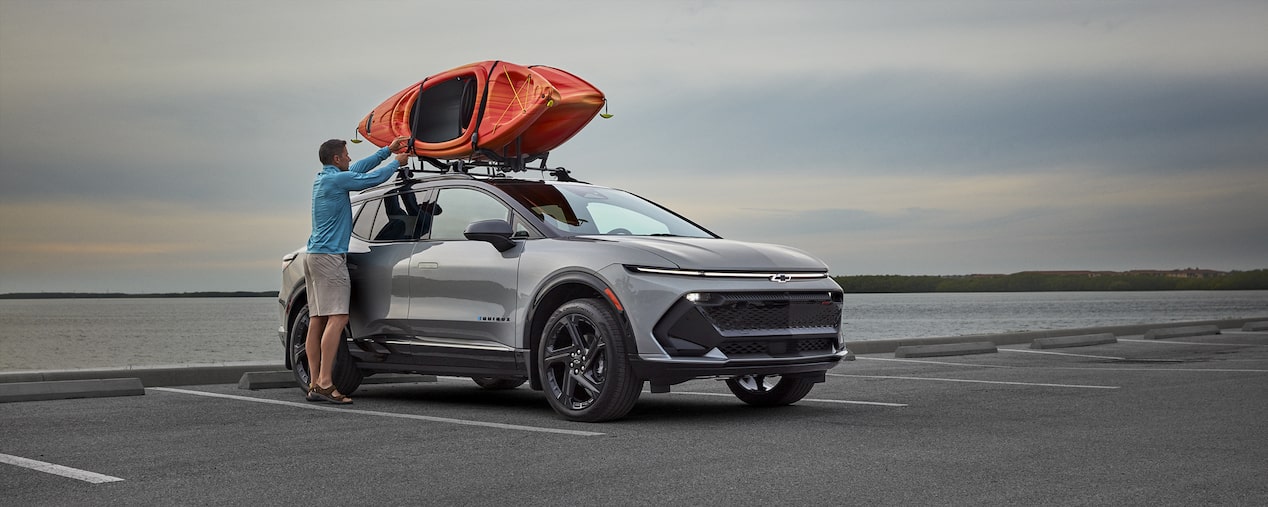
[0,298,280,372]
[842,290,1268,341]
[1,292,1266,372]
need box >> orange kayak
[357,61,606,161]
[506,65,605,158]
[356,60,560,159]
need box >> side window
[429,187,511,241]
[352,201,380,240]
[357,190,431,242]
[512,214,536,239]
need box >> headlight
[682,292,723,305]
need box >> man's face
[334,147,351,171]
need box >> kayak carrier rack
[396,150,583,184]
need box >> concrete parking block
[894,341,997,358]
[237,371,297,390]
[1243,321,1268,332]
[0,378,145,403]
[1031,333,1117,349]
[1143,325,1221,340]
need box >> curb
[843,317,1265,355]
[1031,333,1117,350]
[895,341,997,358]
[0,378,145,403]
[0,363,283,387]
[1143,325,1221,340]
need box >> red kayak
[356,61,605,161]
[506,65,605,157]
[356,60,559,160]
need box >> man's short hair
[318,139,346,165]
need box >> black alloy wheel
[289,304,363,397]
[725,374,816,406]
[539,298,641,422]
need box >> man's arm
[349,147,392,174]
[337,157,403,192]
[350,136,410,173]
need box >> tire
[725,374,816,407]
[538,298,642,422]
[472,377,527,390]
[288,304,363,396]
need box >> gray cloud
[588,69,1268,179]
[2,0,1266,291]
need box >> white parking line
[857,356,1013,368]
[0,453,123,484]
[149,387,603,437]
[666,391,908,407]
[1047,366,1268,373]
[999,349,1126,360]
[829,373,1120,389]
[1119,339,1266,347]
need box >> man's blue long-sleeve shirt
[306,146,399,254]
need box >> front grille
[719,338,835,357]
[720,341,768,356]
[796,338,834,352]
[653,291,843,358]
[699,293,841,333]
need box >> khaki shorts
[304,253,350,317]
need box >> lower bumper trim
[628,355,843,386]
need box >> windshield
[492,181,716,237]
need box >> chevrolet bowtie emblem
[770,274,792,283]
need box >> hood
[590,236,829,272]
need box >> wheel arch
[525,270,634,390]
[283,288,308,370]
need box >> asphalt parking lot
[3,329,1267,506]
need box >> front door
[407,186,521,349]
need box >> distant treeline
[834,269,1268,293]
[0,291,278,300]
[5,270,1267,298]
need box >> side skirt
[349,336,531,379]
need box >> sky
[1,0,1266,293]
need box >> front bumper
[629,348,853,387]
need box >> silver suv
[278,165,851,421]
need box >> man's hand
[394,152,410,167]
[388,136,410,153]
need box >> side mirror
[463,219,517,252]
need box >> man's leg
[317,313,351,399]
[305,315,328,388]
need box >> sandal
[305,382,322,402]
[313,384,353,405]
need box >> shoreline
[0,291,277,300]
[4,287,1268,300]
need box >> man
[305,135,410,404]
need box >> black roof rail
[392,150,584,184]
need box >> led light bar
[628,266,828,280]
